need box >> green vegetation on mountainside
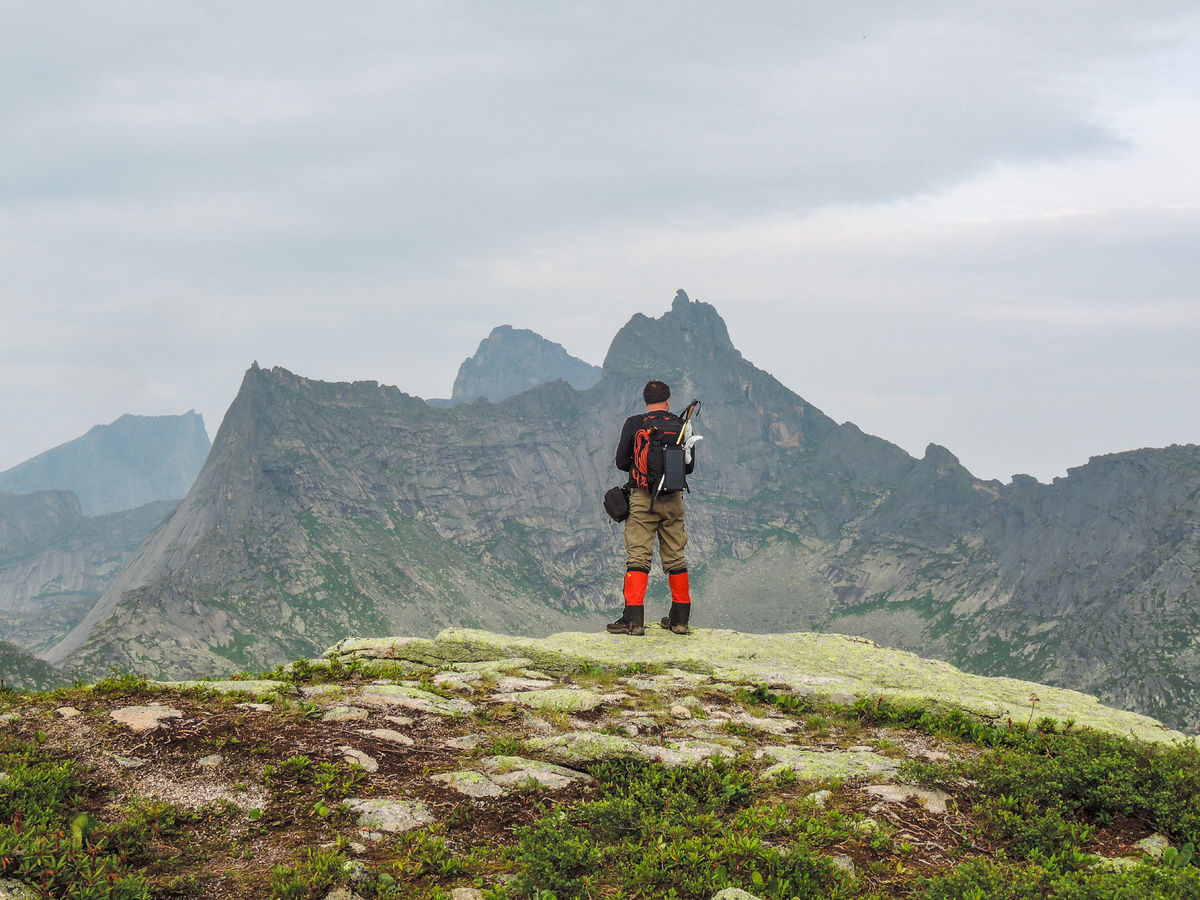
[0,641,63,692]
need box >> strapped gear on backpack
[630,411,688,496]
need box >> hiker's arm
[615,417,636,472]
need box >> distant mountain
[427,325,601,407]
[45,291,1200,730]
[0,412,210,516]
[0,490,176,656]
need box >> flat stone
[831,854,856,875]
[500,688,604,712]
[494,676,555,692]
[338,747,379,773]
[864,784,952,814]
[356,685,475,716]
[236,702,273,712]
[327,636,426,660]
[322,888,364,900]
[346,798,434,834]
[526,731,645,765]
[1094,856,1141,872]
[526,731,714,768]
[301,684,344,698]
[711,890,765,900]
[431,770,505,798]
[56,706,82,718]
[482,756,594,790]
[450,889,484,900]
[670,705,693,720]
[443,734,481,751]
[198,754,224,768]
[665,740,734,760]
[760,747,900,781]
[432,673,478,691]
[522,713,554,734]
[1135,833,1171,859]
[384,714,414,727]
[322,706,370,722]
[111,755,146,769]
[450,658,534,674]
[359,728,414,746]
[730,712,798,735]
[110,704,183,732]
[434,670,482,685]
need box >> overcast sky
[2,2,1197,483]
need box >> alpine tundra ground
[2,628,1199,899]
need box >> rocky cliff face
[0,412,210,516]
[45,293,1200,730]
[436,324,601,406]
[0,491,175,655]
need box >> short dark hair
[643,380,670,404]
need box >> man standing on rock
[608,380,699,636]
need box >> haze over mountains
[27,291,1200,731]
[0,412,210,516]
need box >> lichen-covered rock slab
[0,877,40,900]
[431,770,504,798]
[344,627,1181,743]
[499,688,604,712]
[863,783,951,813]
[760,747,900,780]
[482,755,594,790]
[345,798,434,833]
[354,685,475,716]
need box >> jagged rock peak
[602,289,741,377]
[446,325,601,405]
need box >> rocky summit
[37,291,1200,731]
[437,324,602,406]
[0,411,210,517]
[1,628,1196,899]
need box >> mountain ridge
[41,293,1200,730]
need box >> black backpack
[630,412,687,496]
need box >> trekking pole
[652,400,702,504]
[676,400,701,445]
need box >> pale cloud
[1,3,1198,482]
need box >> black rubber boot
[606,605,645,636]
[659,601,690,635]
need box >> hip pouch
[603,485,630,522]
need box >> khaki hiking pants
[624,489,687,574]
